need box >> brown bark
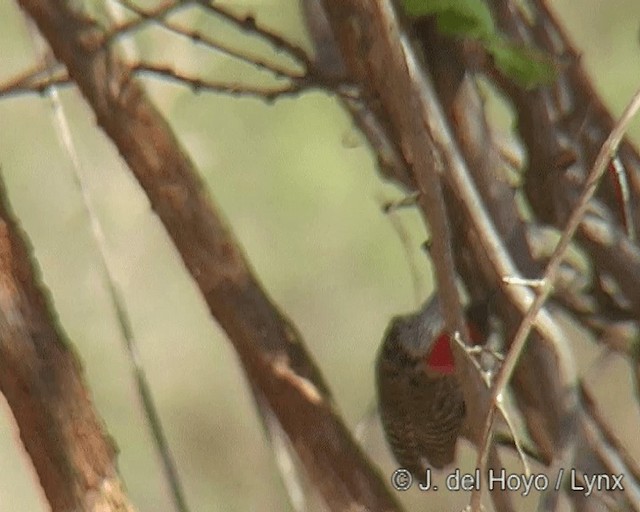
[15,0,401,510]
[8,0,639,509]
[320,0,576,467]
[0,177,135,511]
[318,0,639,509]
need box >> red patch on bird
[424,322,484,375]
[425,332,455,374]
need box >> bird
[375,295,486,478]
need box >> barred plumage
[375,303,466,477]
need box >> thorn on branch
[131,62,310,101]
[381,191,421,213]
[111,0,306,81]
[192,0,313,68]
[0,67,71,99]
[452,331,531,478]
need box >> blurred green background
[0,1,638,511]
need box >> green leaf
[403,0,495,39]
[487,38,556,89]
[402,0,557,88]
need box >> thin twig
[105,0,180,43]
[45,59,192,512]
[28,10,192,511]
[251,389,308,512]
[381,191,420,213]
[0,64,70,98]
[131,62,310,100]
[190,0,313,69]
[454,332,531,478]
[398,17,524,510]
[18,0,402,507]
[502,276,546,288]
[380,193,425,306]
[111,0,303,80]
[579,383,640,508]
[398,25,575,512]
[476,86,640,504]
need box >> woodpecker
[376,296,485,476]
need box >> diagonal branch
[111,0,303,80]
[131,63,311,100]
[487,0,640,323]
[475,85,640,509]
[414,21,576,472]
[0,172,136,512]
[15,1,401,510]
[0,63,70,98]
[189,0,312,69]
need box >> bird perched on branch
[376,295,487,477]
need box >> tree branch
[15,0,400,510]
[0,174,136,511]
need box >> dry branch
[15,0,400,510]
[8,0,640,510]
[488,0,640,323]
[319,2,574,510]
[316,1,640,510]
[414,20,576,471]
[0,175,135,511]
